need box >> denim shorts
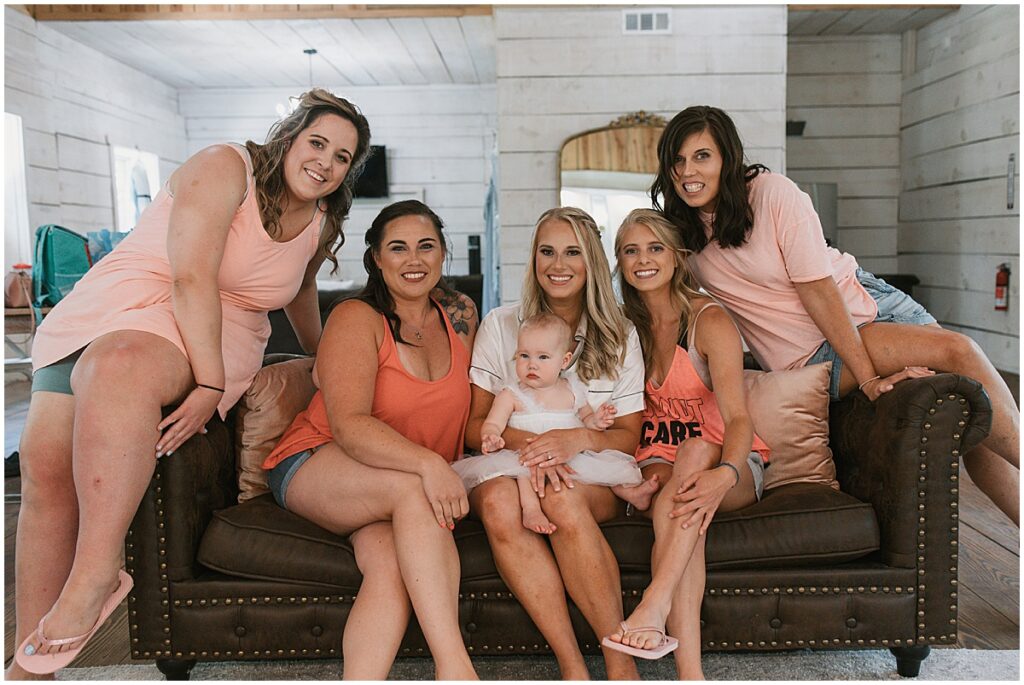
[638,451,767,501]
[31,349,84,395]
[807,268,937,400]
[267,447,320,510]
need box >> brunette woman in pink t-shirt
[650,105,1018,527]
[601,209,768,675]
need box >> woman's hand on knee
[861,366,934,401]
[519,428,583,468]
[669,467,734,534]
[529,463,576,497]
[419,459,470,530]
[155,386,221,457]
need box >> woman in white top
[466,207,656,680]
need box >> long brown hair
[520,207,628,383]
[245,88,372,273]
[614,209,703,377]
[650,105,767,253]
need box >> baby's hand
[481,434,505,454]
[583,403,617,431]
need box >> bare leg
[541,484,638,680]
[843,322,1019,524]
[665,538,706,680]
[286,444,475,680]
[20,332,193,659]
[517,476,556,534]
[6,392,76,681]
[342,522,412,681]
[471,479,589,680]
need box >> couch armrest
[126,415,235,655]
[829,373,991,644]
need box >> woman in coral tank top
[13,90,372,678]
[262,201,479,680]
[602,209,769,676]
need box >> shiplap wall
[899,5,1019,372]
[786,35,903,274]
[494,5,788,302]
[179,86,496,281]
[3,7,188,237]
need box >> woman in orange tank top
[262,201,478,680]
[13,91,372,678]
[601,209,768,676]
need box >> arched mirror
[559,112,666,265]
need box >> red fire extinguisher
[995,264,1011,311]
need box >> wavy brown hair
[245,88,372,273]
[520,207,628,383]
[615,209,703,377]
[650,105,767,253]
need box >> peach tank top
[637,303,770,465]
[31,144,321,418]
[264,303,471,469]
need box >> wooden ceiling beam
[27,4,493,22]
[788,4,958,11]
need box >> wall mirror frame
[558,111,667,264]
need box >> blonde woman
[13,89,371,677]
[603,209,769,677]
[466,207,657,680]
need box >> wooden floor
[3,376,1019,671]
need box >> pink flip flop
[15,569,134,674]
[601,621,679,660]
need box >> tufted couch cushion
[197,482,879,588]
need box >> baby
[454,312,656,534]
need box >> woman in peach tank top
[601,210,768,677]
[262,201,479,680]
[12,90,372,678]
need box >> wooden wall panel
[495,5,787,304]
[4,7,188,236]
[899,5,1020,371]
[787,35,902,274]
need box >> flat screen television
[353,145,388,198]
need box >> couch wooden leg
[156,659,196,681]
[890,645,931,677]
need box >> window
[4,113,32,271]
[110,146,160,232]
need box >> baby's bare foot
[522,509,557,535]
[613,474,661,512]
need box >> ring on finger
[547,451,554,461]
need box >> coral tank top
[264,302,470,469]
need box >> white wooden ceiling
[45,16,497,89]
[788,6,956,35]
[41,7,957,89]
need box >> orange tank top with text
[263,303,470,469]
[636,304,770,465]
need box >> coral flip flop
[601,621,679,660]
[16,569,134,674]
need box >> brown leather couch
[126,372,991,680]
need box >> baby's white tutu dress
[453,380,642,490]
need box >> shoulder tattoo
[431,287,479,336]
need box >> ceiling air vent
[623,8,671,34]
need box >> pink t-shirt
[687,172,877,372]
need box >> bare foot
[23,574,121,658]
[558,661,591,680]
[606,600,670,651]
[522,508,557,534]
[612,474,661,512]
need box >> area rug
[55,648,1019,680]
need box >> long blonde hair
[614,209,703,376]
[520,207,628,383]
[245,88,372,274]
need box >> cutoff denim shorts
[639,451,767,501]
[267,447,321,510]
[807,268,936,401]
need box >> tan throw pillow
[236,357,317,503]
[743,362,837,491]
